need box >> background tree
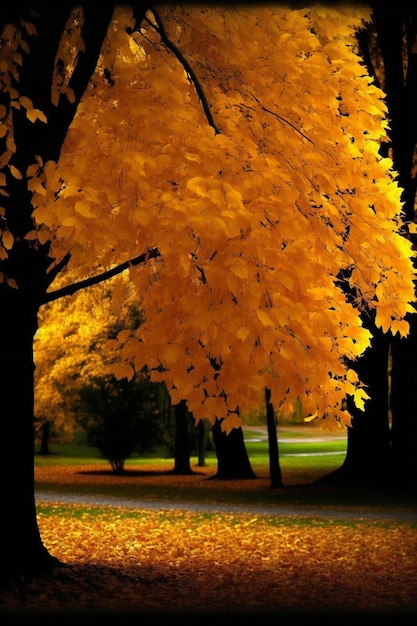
[265,387,284,489]
[331,3,417,488]
[76,373,164,473]
[211,417,257,480]
[0,3,415,578]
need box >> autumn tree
[330,3,417,488]
[34,279,118,448]
[0,2,415,579]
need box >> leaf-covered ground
[2,463,417,620]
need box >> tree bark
[324,6,417,490]
[196,418,208,467]
[0,291,59,576]
[211,418,256,479]
[171,400,193,474]
[336,322,392,486]
[391,322,417,487]
[38,421,51,456]
[371,5,417,489]
[0,2,121,579]
[265,388,283,488]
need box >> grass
[34,426,417,515]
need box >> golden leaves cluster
[0,19,46,286]
[27,6,417,431]
[34,274,135,433]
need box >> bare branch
[45,252,71,290]
[148,7,221,135]
[245,87,314,145]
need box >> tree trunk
[0,291,59,577]
[337,323,392,486]
[196,418,208,467]
[171,400,193,474]
[211,418,256,479]
[38,421,50,456]
[0,2,125,580]
[265,388,283,488]
[391,320,417,487]
[350,6,417,489]
[371,6,417,490]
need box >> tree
[211,417,257,480]
[265,387,284,488]
[33,272,141,449]
[331,3,417,488]
[0,3,415,578]
[76,373,164,473]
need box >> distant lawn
[35,427,417,513]
[35,427,347,474]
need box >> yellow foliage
[34,273,138,434]
[9,5,416,432]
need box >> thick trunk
[0,3,131,581]
[372,7,417,490]
[338,325,392,486]
[211,418,256,479]
[0,290,59,577]
[391,317,417,487]
[265,388,283,488]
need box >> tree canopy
[2,4,416,434]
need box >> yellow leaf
[346,368,359,383]
[390,319,409,338]
[230,258,248,279]
[19,95,33,110]
[27,177,46,195]
[2,230,14,250]
[9,165,22,179]
[113,363,134,380]
[6,276,18,289]
[26,108,47,124]
[163,343,181,364]
[236,326,250,341]
[256,310,274,327]
[20,20,37,36]
[204,396,227,418]
[353,388,370,411]
[221,412,242,433]
[375,307,392,334]
[75,200,95,218]
[38,228,51,245]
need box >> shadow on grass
[76,468,208,477]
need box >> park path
[35,424,417,522]
[35,490,417,522]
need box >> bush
[75,374,167,472]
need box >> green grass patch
[35,428,417,515]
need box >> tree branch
[44,252,71,290]
[148,7,221,135]
[40,246,160,305]
[245,87,314,145]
